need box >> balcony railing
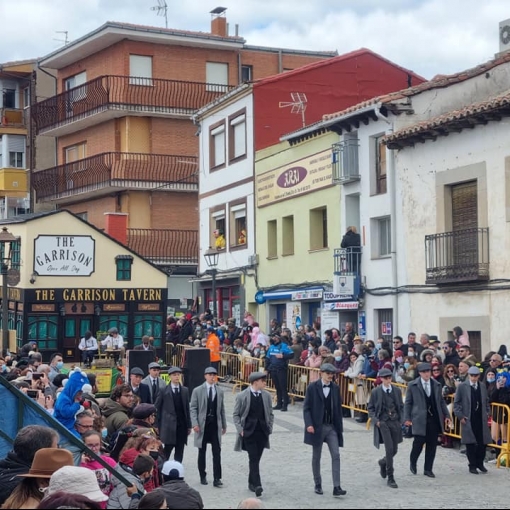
[31,152,198,202]
[332,139,360,184]
[425,227,489,284]
[127,228,198,266]
[32,75,236,133]
[1,108,25,128]
[334,247,362,275]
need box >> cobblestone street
[178,384,508,509]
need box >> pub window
[27,316,58,350]
[115,255,133,281]
[134,315,163,348]
[10,239,20,270]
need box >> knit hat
[47,466,108,502]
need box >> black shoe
[333,486,346,497]
[410,463,417,475]
[378,459,387,479]
[255,486,263,497]
[355,416,368,423]
[387,476,398,489]
[281,407,288,412]
[478,465,488,473]
[314,484,323,495]
[424,470,435,478]
[213,479,223,487]
[200,477,208,485]
[273,405,282,410]
[460,448,467,455]
[469,467,479,474]
[248,484,256,493]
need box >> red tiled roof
[384,89,510,145]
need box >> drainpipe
[374,105,398,335]
[36,62,58,167]
[278,49,283,73]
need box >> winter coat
[161,479,204,509]
[119,449,159,492]
[107,463,144,509]
[155,384,191,446]
[0,452,30,505]
[367,385,404,449]
[101,399,130,438]
[340,230,361,248]
[54,370,89,436]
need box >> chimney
[104,212,128,245]
[210,6,228,37]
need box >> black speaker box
[183,348,210,398]
[127,350,155,377]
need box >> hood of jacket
[101,398,129,418]
[0,451,30,471]
[62,370,89,401]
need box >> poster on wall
[232,304,241,326]
[358,311,366,339]
[321,310,340,335]
[285,301,302,333]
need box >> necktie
[208,386,213,403]
[152,379,157,400]
[174,386,179,395]
[425,382,430,397]
[473,384,478,390]
[386,388,391,394]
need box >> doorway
[62,316,94,361]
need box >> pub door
[62,316,95,362]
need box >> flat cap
[320,363,337,373]
[168,366,182,375]
[378,368,393,378]
[132,403,157,420]
[248,371,267,384]
[130,367,144,376]
[468,366,481,375]
[204,367,217,375]
[417,362,432,372]
[148,362,161,370]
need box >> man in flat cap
[156,366,192,463]
[303,363,346,498]
[454,366,492,474]
[129,367,151,404]
[404,362,452,478]
[143,362,167,405]
[367,368,404,488]
[233,372,274,498]
[190,367,227,487]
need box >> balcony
[32,75,236,136]
[1,108,26,129]
[332,139,360,184]
[127,228,198,267]
[332,247,362,298]
[31,152,197,204]
[425,228,489,284]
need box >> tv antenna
[151,0,168,29]
[279,92,308,127]
[53,31,69,46]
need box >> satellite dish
[501,25,510,45]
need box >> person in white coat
[190,367,227,487]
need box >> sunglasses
[432,369,441,372]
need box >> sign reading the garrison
[256,149,333,207]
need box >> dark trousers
[81,349,97,365]
[198,424,222,480]
[271,369,289,408]
[466,443,486,469]
[410,419,439,471]
[379,420,401,477]
[243,428,267,488]
[164,430,186,463]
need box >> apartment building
[30,8,336,311]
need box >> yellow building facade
[247,132,341,331]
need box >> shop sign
[358,311,366,338]
[32,304,55,312]
[256,149,333,207]
[138,303,160,311]
[323,292,354,302]
[34,235,95,276]
[323,301,359,310]
[292,290,323,301]
[103,304,126,312]
[31,288,164,302]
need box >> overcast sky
[1,0,509,78]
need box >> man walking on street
[303,363,346,498]
[454,366,492,474]
[190,367,227,487]
[143,362,166,405]
[233,372,274,498]
[156,366,192,463]
[367,368,404,488]
[265,334,293,412]
[404,362,452,477]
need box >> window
[3,89,15,109]
[309,207,328,250]
[377,217,391,257]
[228,110,246,162]
[267,220,277,258]
[115,255,133,281]
[75,212,88,221]
[64,72,87,91]
[377,309,393,341]
[241,65,253,82]
[206,62,229,92]
[375,135,387,194]
[229,201,247,248]
[134,315,163,348]
[9,152,23,168]
[210,208,226,250]
[65,142,86,163]
[209,121,226,170]
[282,215,294,256]
[28,316,58,350]
[129,55,153,86]
[10,239,20,270]
[22,87,30,108]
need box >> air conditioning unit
[499,19,510,52]
[248,254,259,266]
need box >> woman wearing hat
[2,448,74,509]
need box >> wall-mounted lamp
[71,303,77,313]
[94,305,101,316]
[29,273,37,285]
[59,304,66,316]
[81,303,87,313]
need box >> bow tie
[323,384,330,388]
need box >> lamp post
[204,248,219,320]
[0,227,17,353]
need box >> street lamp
[204,248,219,320]
[0,227,17,353]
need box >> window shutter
[7,135,25,153]
[451,181,477,231]
[233,121,246,158]
[129,55,152,77]
[214,131,225,166]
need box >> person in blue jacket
[265,334,293,412]
[54,369,89,437]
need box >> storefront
[200,276,243,325]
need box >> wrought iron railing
[127,228,198,266]
[332,139,360,184]
[32,75,236,132]
[425,227,489,284]
[31,152,198,201]
[334,247,362,275]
